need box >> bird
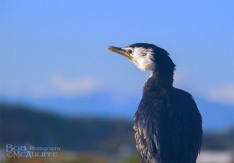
[107,43,203,163]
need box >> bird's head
[108,43,175,73]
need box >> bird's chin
[135,64,149,71]
[137,66,147,71]
[134,61,154,71]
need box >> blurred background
[0,0,234,162]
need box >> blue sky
[0,0,234,107]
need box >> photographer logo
[6,144,61,158]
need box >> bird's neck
[144,70,174,92]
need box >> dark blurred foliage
[0,154,110,163]
[202,129,234,150]
[0,103,234,163]
[119,153,140,163]
[0,103,135,154]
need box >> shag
[107,43,203,163]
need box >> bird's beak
[107,46,133,60]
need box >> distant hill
[0,104,233,153]
[0,103,135,154]
[1,92,233,130]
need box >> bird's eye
[127,49,132,54]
